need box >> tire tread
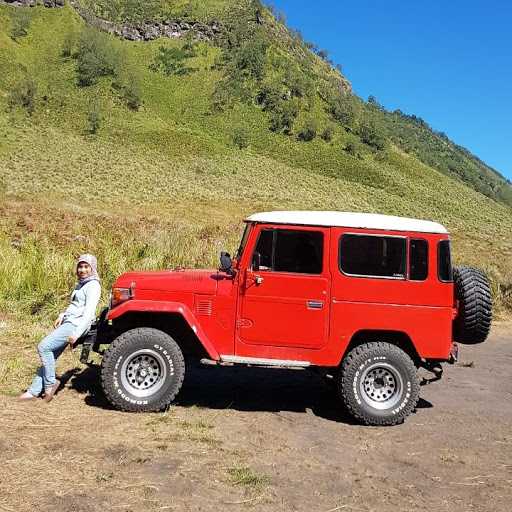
[338,342,420,426]
[101,327,185,413]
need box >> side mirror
[220,251,234,275]
[252,252,261,271]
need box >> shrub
[122,76,142,110]
[86,103,101,134]
[151,46,194,76]
[211,76,249,112]
[257,81,285,112]
[230,33,268,81]
[113,69,142,110]
[269,100,299,134]
[358,119,387,150]
[232,126,249,149]
[284,67,315,101]
[297,118,318,142]
[8,77,37,115]
[344,141,364,159]
[10,9,31,41]
[330,95,358,130]
[76,28,119,86]
[320,124,335,142]
[62,30,77,58]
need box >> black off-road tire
[101,327,185,412]
[453,266,492,344]
[338,342,420,426]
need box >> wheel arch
[109,311,213,360]
[343,329,421,366]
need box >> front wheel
[338,342,420,426]
[101,327,185,412]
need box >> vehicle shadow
[179,363,359,424]
[68,363,433,423]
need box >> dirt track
[1,322,511,512]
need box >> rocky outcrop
[70,1,222,42]
[1,0,64,6]
[2,0,222,42]
[115,20,221,42]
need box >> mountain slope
[0,0,511,318]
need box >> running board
[200,355,311,368]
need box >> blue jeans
[28,322,76,397]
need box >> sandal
[43,379,61,403]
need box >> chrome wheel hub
[120,349,167,398]
[359,362,403,410]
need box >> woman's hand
[68,335,78,350]
[54,314,64,329]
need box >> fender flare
[107,300,220,360]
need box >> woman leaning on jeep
[19,254,101,402]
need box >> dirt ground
[1,322,511,512]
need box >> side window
[339,234,406,278]
[409,239,428,281]
[253,229,323,274]
[438,240,453,282]
[253,229,273,270]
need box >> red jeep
[85,211,492,425]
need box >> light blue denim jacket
[60,280,101,338]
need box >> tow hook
[420,361,443,385]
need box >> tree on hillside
[76,28,119,86]
[269,99,299,134]
[230,35,269,81]
[329,94,359,131]
[367,95,384,110]
[358,119,387,151]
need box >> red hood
[113,269,219,295]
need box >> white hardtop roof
[245,211,448,234]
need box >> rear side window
[253,229,323,274]
[438,240,453,282]
[409,239,428,280]
[339,234,406,278]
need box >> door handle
[307,300,323,310]
[254,275,264,285]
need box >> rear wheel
[101,327,185,412]
[338,342,420,426]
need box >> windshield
[236,223,252,259]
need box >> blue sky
[269,0,512,181]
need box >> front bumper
[78,307,110,364]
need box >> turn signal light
[111,287,133,308]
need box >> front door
[237,226,330,350]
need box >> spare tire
[453,266,492,344]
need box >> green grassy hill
[0,0,511,327]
